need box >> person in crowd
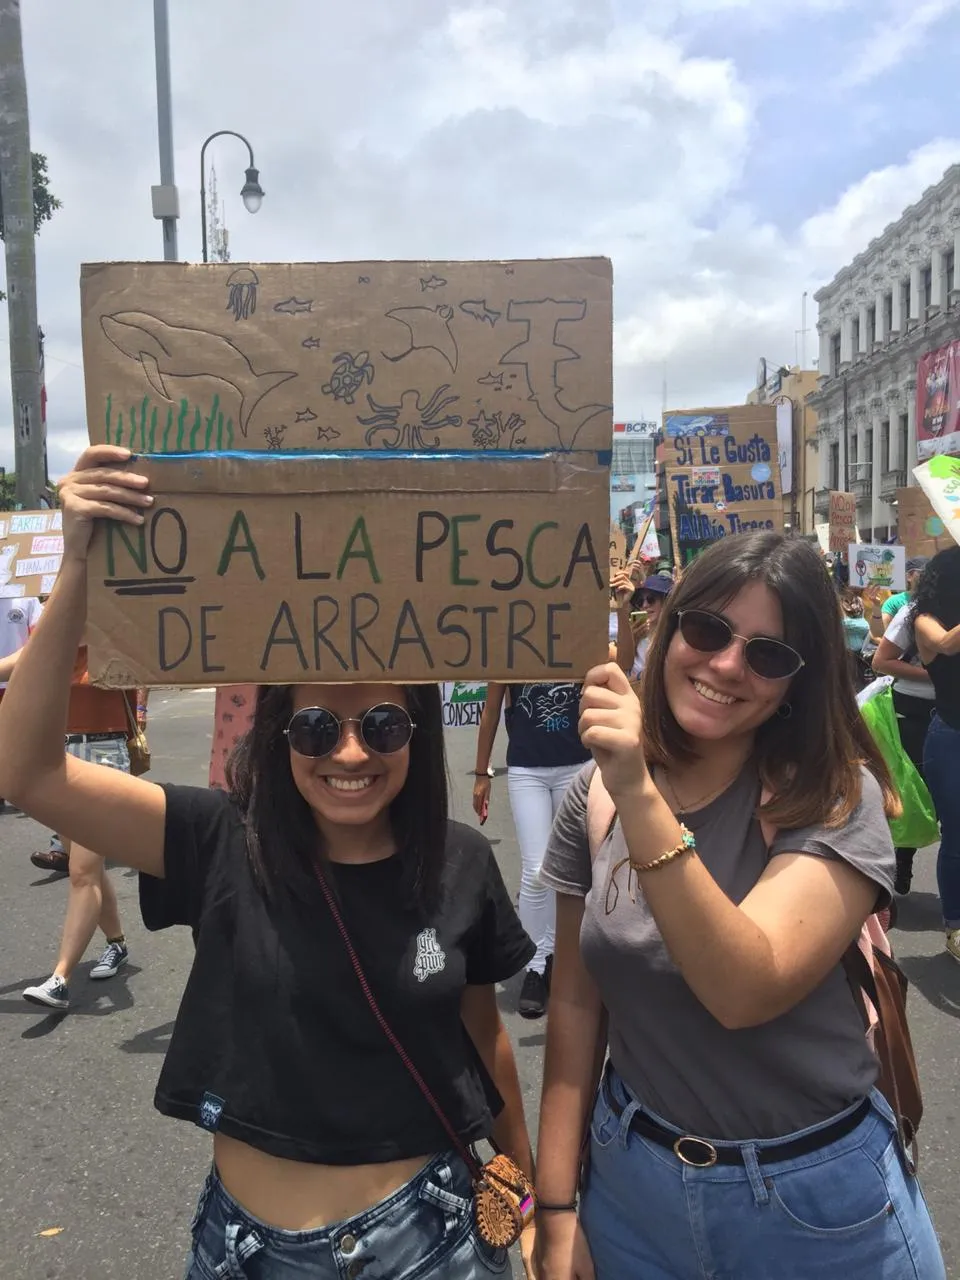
[0,595,42,813]
[881,557,929,631]
[873,577,936,897]
[0,445,536,1278]
[839,588,871,690]
[208,684,257,790]
[473,681,590,1020]
[21,647,137,1010]
[912,546,960,965]
[535,532,943,1280]
[612,573,672,679]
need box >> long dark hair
[227,684,449,913]
[642,532,897,829]
[912,545,960,630]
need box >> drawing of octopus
[322,351,375,405]
[357,385,463,450]
[225,267,259,321]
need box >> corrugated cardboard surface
[896,487,952,559]
[83,259,612,684]
[0,510,63,599]
[828,491,857,554]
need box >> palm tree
[0,0,44,507]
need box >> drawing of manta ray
[100,312,297,437]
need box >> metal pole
[153,0,178,261]
[200,131,257,264]
[842,375,849,492]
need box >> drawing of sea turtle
[321,351,375,405]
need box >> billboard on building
[614,421,657,437]
[917,339,960,461]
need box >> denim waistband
[65,730,126,744]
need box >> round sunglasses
[284,704,415,758]
[676,609,804,681]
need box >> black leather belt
[65,731,125,745]
[602,1073,871,1168]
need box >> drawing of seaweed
[382,305,458,372]
[226,268,258,321]
[358,386,462,450]
[321,352,375,405]
[469,409,526,450]
[104,394,235,453]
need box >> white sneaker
[947,929,960,965]
[23,975,69,1010]
[90,941,129,980]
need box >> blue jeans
[185,1154,509,1279]
[580,1068,944,1279]
[923,713,960,929]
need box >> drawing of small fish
[316,425,341,443]
[460,299,501,326]
[302,336,323,350]
[274,297,313,315]
[420,275,447,292]
[295,408,318,423]
[478,372,505,389]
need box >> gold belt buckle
[673,1135,718,1168]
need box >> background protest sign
[658,405,782,566]
[0,510,63,598]
[916,338,960,462]
[896,486,950,559]
[828,491,858,554]
[83,258,613,686]
[442,682,489,729]
[913,455,960,547]
[847,543,906,591]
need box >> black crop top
[139,785,534,1165]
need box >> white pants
[507,763,584,974]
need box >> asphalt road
[0,690,957,1279]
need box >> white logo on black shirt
[413,927,446,982]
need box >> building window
[830,331,841,375]
[923,265,933,310]
[900,279,911,324]
[883,292,894,334]
[865,428,873,476]
[946,249,956,295]
[867,305,876,347]
[852,316,860,354]
[850,434,859,467]
[830,442,840,489]
[880,419,890,472]
[898,412,908,468]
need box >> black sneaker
[518,968,549,1019]
[894,851,914,897]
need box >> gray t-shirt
[540,762,895,1140]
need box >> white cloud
[841,0,960,88]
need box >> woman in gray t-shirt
[535,532,944,1280]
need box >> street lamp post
[199,131,265,263]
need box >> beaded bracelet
[629,823,696,875]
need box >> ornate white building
[809,164,960,540]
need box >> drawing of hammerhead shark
[100,312,297,437]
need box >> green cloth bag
[860,688,940,849]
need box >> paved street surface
[1,690,957,1278]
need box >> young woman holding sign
[535,533,943,1280]
[0,446,537,1280]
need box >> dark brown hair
[641,533,898,829]
[227,683,449,912]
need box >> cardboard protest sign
[848,544,906,592]
[896,487,950,559]
[913,456,960,548]
[658,407,782,566]
[0,510,63,598]
[828,492,858,554]
[82,259,613,686]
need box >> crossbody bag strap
[311,867,483,1180]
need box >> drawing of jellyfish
[225,267,259,321]
[321,351,375,405]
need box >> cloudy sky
[6,0,960,478]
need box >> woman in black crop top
[913,545,960,966]
[0,447,537,1280]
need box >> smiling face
[287,683,411,838]
[663,581,794,748]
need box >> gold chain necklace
[657,765,744,821]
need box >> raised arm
[0,446,166,875]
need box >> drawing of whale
[100,312,297,437]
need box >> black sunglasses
[639,592,664,607]
[676,609,804,681]
[284,704,415,758]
